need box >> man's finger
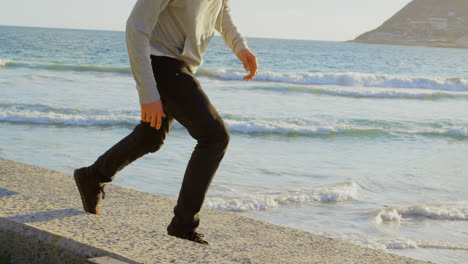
[241,55,257,81]
[156,113,162,130]
[242,60,249,71]
[150,113,156,128]
[249,55,258,76]
[243,73,254,81]
[145,113,152,123]
[141,111,146,122]
[243,60,257,81]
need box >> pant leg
[152,56,230,232]
[89,116,173,183]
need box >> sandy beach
[0,158,431,263]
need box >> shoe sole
[74,169,98,215]
[167,233,209,245]
[167,225,209,245]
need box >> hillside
[353,0,468,48]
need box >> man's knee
[222,126,230,147]
[215,122,230,150]
[134,122,166,153]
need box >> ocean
[1,26,467,264]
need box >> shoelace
[189,232,207,244]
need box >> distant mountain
[353,0,468,48]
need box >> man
[73,0,258,245]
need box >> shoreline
[0,158,431,263]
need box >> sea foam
[384,239,468,250]
[198,69,468,91]
[323,231,468,251]
[243,85,468,100]
[376,205,468,224]
[369,237,468,251]
[2,104,468,139]
[4,58,468,92]
[204,181,359,212]
[0,105,138,127]
[1,59,131,74]
[0,58,12,67]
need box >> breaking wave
[384,239,468,251]
[323,229,468,253]
[0,104,138,127]
[241,85,468,100]
[1,103,467,139]
[368,236,468,251]
[376,205,468,224]
[3,58,468,92]
[1,59,131,74]
[340,233,468,251]
[198,69,468,91]
[0,58,13,67]
[204,181,360,212]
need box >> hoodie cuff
[137,84,161,105]
[233,40,249,56]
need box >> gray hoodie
[126,0,249,104]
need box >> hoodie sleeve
[215,0,249,56]
[126,0,171,105]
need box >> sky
[0,0,412,41]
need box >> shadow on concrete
[6,208,88,223]
[0,187,20,198]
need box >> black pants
[89,56,230,232]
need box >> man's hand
[141,99,166,130]
[237,49,258,81]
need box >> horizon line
[0,24,350,42]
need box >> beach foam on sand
[0,158,431,263]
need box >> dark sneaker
[74,167,106,216]
[167,224,209,245]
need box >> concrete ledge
[0,158,431,263]
[0,216,138,264]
